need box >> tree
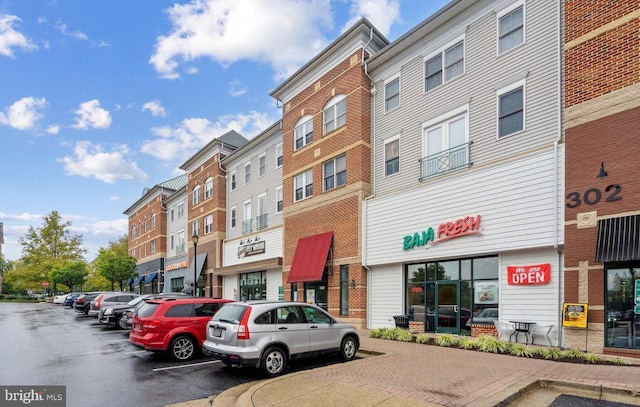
[49,260,89,292]
[94,235,137,291]
[19,211,86,292]
[0,254,11,294]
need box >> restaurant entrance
[435,281,463,334]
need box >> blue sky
[0,0,450,262]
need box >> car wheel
[339,336,358,361]
[113,315,123,330]
[118,316,128,330]
[260,346,287,378]
[169,335,197,361]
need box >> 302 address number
[565,184,622,208]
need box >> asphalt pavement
[166,330,640,407]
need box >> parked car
[53,294,69,304]
[129,297,233,361]
[466,308,499,327]
[99,293,189,329]
[63,293,81,307]
[202,301,360,377]
[73,292,102,315]
[88,292,139,318]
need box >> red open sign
[507,263,551,285]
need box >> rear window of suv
[212,303,247,324]
[137,302,160,317]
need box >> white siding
[222,227,283,267]
[266,269,281,301]
[222,275,236,301]
[368,264,404,329]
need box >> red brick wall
[128,195,166,261]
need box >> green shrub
[561,348,586,359]
[536,347,562,360]
[394,329,414,342]
[474,335,508,353]
[434,333,459,347]
[581,353,602,364]
[457,337,476,350]
[609,357,631,366]
[509,343,534,357]
[415,334,430,344]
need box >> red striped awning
[287,232,333,283]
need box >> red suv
[129,297,232,361]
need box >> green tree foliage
[18,211,86,291]
[49,260,89,292]
[94,235,136,291]
[0,254,12,294]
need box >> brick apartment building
[564,1,640,355]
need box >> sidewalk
[168,331,640,407]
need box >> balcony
[243,219,253,234]
[176,243,186,255]
[256,214,268,230]
[419,142,472,180]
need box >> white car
[53,294,69,304]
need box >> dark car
[63,293,81,307]
[129,297,233,361]
[99,293,189,329]
[73,292,101,315]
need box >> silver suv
[202,301,359,377]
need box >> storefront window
[606,266,639,349]
[473,257,498,279]
[239,271,266,301]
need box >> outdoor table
[509,321,536,344]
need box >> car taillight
[142,319,160,330]
[237,307,252,340]
[95,294,104,308]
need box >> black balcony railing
[419,142,472,180]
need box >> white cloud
[0,14,38,58]
[0,97,47,130]
[343,0,400,36]
[0,212,45,221]
[229,80,247,97]
[54,21,89,41]
[142,100,167,117]
[149,0,333,81]
[58,141,148,184]
[71,99,112,130]
[47,124,60,135]
[141,111,274,162]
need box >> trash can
[393,315,410,329]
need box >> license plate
[135,324,141,331]
[212,328,222,337]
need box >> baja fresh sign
[403,214,481,250]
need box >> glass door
[436,281,460,334]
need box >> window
[131,248,136,258]
[257,193,267,229]
[192,219,200,237]
[151,239,156,254]
[294,169,313,201]
[323,95,346,134]
[230,206,237,229]
[276,143,283,167]
[497,80,525,138]
[323,154,346,191]
[204,214,213,234]
[170,208,174,222]
[340,265,349,316]
[243,200,252,233]
[294,116,313,150]
[498,2,524,54]
[424,38,464,92]
[384,136,400,177]
[151,213,156,229]
[131,226,136,239]
[192,185,201,206]
[385,75,400,112]
[177,231,185,254]
[170,234,174,250]
[259,153,266,177]
[204,177,213,199]
[230,171,237,191]
[422,105,469,178]
[177,202,184,218]
[244,162,251,184]
[276,186,283,213]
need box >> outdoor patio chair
[493,320,515,341]
[531,324,554,347]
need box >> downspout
[554,0,563,348]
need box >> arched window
[323,95,346,134]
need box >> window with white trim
[257,193,267,229]
[498,2,524,55]
[276,143,283,167]
[170,234,174,250]
[230,206,237,229]
[192,185,201,206]
[151,213,156,229]
[192,219,200,237]
[323,95,346,134]
[204,177,213,199]
[230,170,237,191]
[424,37,464,92]
[422,105,470,178]
[244,162,251,184]
[323,154,346,191]
[497,79,525,138]
[151,239,156,254]
[170,207,174,222]
[177,231,185,254]
[259,153,266,177]
[276,186,283,213]
[177,202,184,218]
[294,116,313,150]
[204,214,213,234]
[385,75,400,112]
[384,136,400,177]
[243,200,252,233]
[131,226,136,239]
[294,169,313,202]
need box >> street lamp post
[192,233,199,297]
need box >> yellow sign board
[562,303,588,328]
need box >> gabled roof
[179,129,248,172]
[123,174,188,215]
[218,130,249,149]
[158,174,188,191]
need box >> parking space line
[153,360,221,371]
[124,350,147,355]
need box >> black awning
[595,215,640,262]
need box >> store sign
[166,261,188,271]
[402,214,481,250]
[507,263,551,285]
[562,303,588,328]
[238,238,266,258]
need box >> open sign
[507,264,551,285]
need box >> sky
[0,0,451,262]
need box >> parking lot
[0,302,263,407]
